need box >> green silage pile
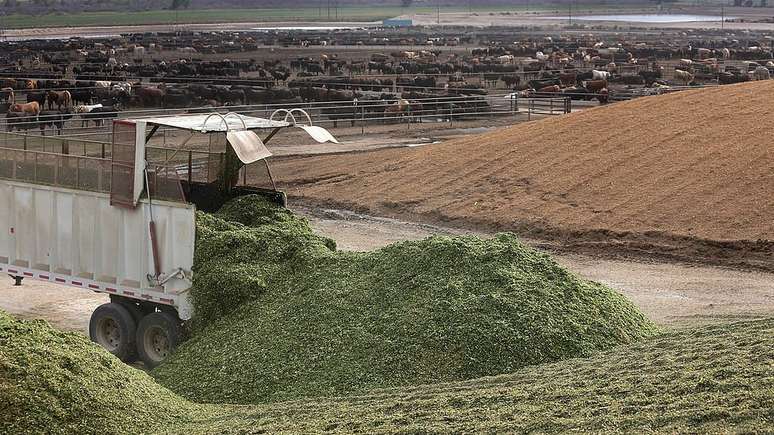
[0,311,203,434]
[153,195,659,404]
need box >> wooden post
[187,151,193,186]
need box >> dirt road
[2,206,768,333]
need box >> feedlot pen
[0,95,576,143]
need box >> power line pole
[437,0,440,25]
[721,2,725,31]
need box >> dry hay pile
[272,81,774,269]
[152,196,657,404]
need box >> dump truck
[0,110,337,367]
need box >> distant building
[383,19,413,27]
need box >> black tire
[110,295,144,324]
[110,297,145,363]
[136,311,181,369]
[89,303,137,363]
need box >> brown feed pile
[272,81,774,268]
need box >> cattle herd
[1,25,773,135]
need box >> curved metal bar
[288,108,313,126]
[223,112,248,130]
[270,109,297,126]
[201,112,229,133]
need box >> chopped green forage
[0,311,206,434]
[153,195,658,404]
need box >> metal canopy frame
[123,109,339,199]
[128,109,339,153]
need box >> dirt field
[1,206,770,334]
[271,81,774,271]
[406,6,774,31]
[6,4,774,39]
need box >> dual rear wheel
[88,301,181,368]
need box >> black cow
[38,109,73,135]
[81,106,117,127]
[6,111,37,132]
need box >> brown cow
[584,79,608,94]
[536,85,561,94]
[25,79,37,90]
[136,87,165,107]
[10,101,40,116]
[559,72,577,87]
[597,88,609,104]
[46,90,71,110]
[383,99,410,122]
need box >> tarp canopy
[226,130,272,164]
[127,113,290,132]
[122,113,340,160]
[299,125,340,144]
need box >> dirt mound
[0,311,203,433]
[152,196,657,404]
[272,81,774,269]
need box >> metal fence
[0,146,112,193]
[0,93,578,140]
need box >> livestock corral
[1,25,774,139]
[0,19,773,435]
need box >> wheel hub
[98,318,121,352]
[145,326,170,362]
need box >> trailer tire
[110,298,146,363]
[89,303,137,363]
[136,311,181,369]
[111,296,145,324]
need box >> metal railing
[0,146,112,193]
[0,93,575,139]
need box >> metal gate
[110,120,137,208]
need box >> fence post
[54,154,59,187]
[97,160,103,191]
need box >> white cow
[752,66,771,81]
[674,69,694,85]
[592,70,610,80]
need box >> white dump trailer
[0,110,337,367]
